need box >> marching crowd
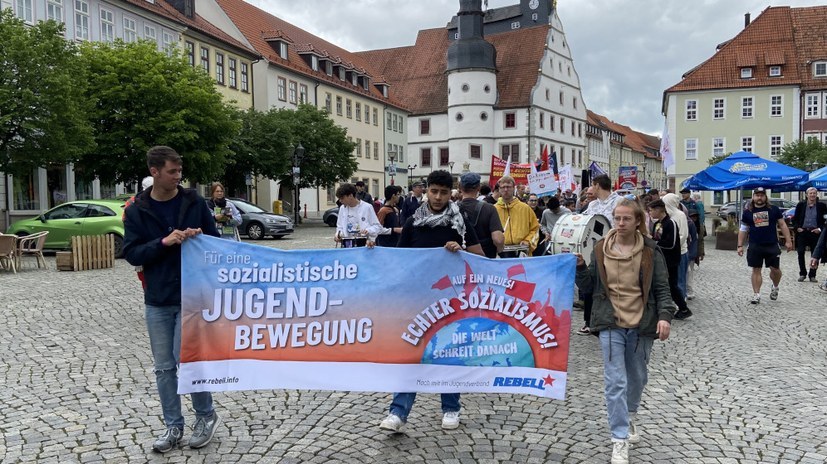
[122,145,808,464]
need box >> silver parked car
[228,198,293,239]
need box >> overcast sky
[248,0,826,136]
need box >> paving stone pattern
[2,230,826,463]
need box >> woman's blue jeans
[599,328,653,440]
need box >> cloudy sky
[248,0,826,136]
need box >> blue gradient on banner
[423,318,534,367]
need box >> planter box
[56,251,73,271]
[716,231,738,250]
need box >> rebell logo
[493,374,555,391]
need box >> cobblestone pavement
[2,227,827,463]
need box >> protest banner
[489,156,532,187]
[527,170,558,198]
[179,236,575,399]
[618,166,638,190]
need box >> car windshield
[230,199,266,214]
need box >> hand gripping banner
[179,235,575,399]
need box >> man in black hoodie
[123,146,222,453]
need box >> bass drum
[549,213,611,257]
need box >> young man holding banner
[380,170,484,432]
[123,146,222,453]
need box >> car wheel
[246,222,265,240]
[113,234,124,259]
[325,215,337,227]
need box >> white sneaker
[750,294,760,305]
[770,286,779,301]
[611,440,629,464]
[379,413,404,432]
[441,411,460,430]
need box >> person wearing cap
[495,175,540,256]
[738,187,793,304]
[793,187,827,282]
[457,172,504,259]
[400,181,425,223]
[354,181,373,205]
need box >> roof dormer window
[740,67,753,79]
[814,61,827,77]
[375,83,389,98]
[338,67,345,81]
[278,42,288,60]
[325,61,332,76]
[769,66,781,77]
[310,55,318,71]
[351,72,358,86]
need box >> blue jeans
[389,392,461,423]
[599,328,653,441]
[145,304,214,429]
[677,253,689,299]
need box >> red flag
[506,279,537,302]
[541,144,550,171]
[507,264,526,278]
[431,275,452,290]
[463,262,477,296]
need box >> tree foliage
[0,9,94,175]
[776,138,827,171]
[75,40,239,184]
[224,104,357,193]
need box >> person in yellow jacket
[495,175,540,256]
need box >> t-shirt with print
[741,205,782,245]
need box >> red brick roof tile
[790,6,827,90]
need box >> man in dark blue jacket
[123,146,221,453]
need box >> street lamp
[388,151,397,185]
[292,143,305,225]
[407,164,417,188]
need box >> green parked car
[6,199,127,258]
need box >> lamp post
[292,143,305,225]
[407,164,417,188]
[388,152,397,185]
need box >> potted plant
[715,216,739,250]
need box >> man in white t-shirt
[334,183,383,247]
[585,174,621,227]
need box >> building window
[215,53,225,85]
[346,99,352,118]
[16,0,33,23]
[712,137,725,157]
[539,112,544,129]
[310,55,319,71]
[770,135,783,158]
[685,139,697,160]
[279,42,288,60]
[573,97,578,109]
[100,8,115,43]
[740,67,753,79]
[373,108,379,126]
[559,91,564,105]
[299,84,307,103]
[387,112,392,128]
[355,138,361,157]
[550,115,554,131]
[325,61,333,76]
[501,144,520,163]
[288,81,297,104]
[277,77,286,101]
[420,119,430,135]
[769,66,781,77]
[438,147,449,166]
[74,1,90,41]
[685,100,697,121]
[770,95,782,117]
[336,96,342,115]
[47,0,63,22]
[505,112,516,129]
[571,121,575,135]
[374,142,379,160]
[806,93,820,118]
[578,123,582,138]
[355,102,361,121]
[228,58,237,88]
[713,98,725,119]
[338,67,345,81]
[741,136,754,153]
[421,148,432,167]
[185,42,196,67]
[123,17,137,43]
[200,47,210,74]
[324,93,332,112]
[814,62,827,77]
[162,31,174,56]
[470,144,481,159]
[144,25,156,43]
[364,105,370,124]
[240,63,249,92]
[365,140,370,159]
[741,97,753,118]
[12,169,41,211]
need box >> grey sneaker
[188,412,221,449]
[628,420,640,444]
[152,427,182,453]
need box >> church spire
[446,0,496,72]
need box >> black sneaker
[810,276,818,282]
[576,326,591,335]
[798,276,806,282]
[152,427,183,453]
[673,309,693,320]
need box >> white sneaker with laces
[442,411,460,430]
[611,440,629,464]
[750,294,760,305]
[770,286,779,300]
[379,413,404,432]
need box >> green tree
[0,9,94,175]
[223,107,291,195]
[776,138,827,170]
[76,40,239,184]
[273,104,357,189]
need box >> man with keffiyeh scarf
[379,170,483,433]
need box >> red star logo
[542,374,555,386]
